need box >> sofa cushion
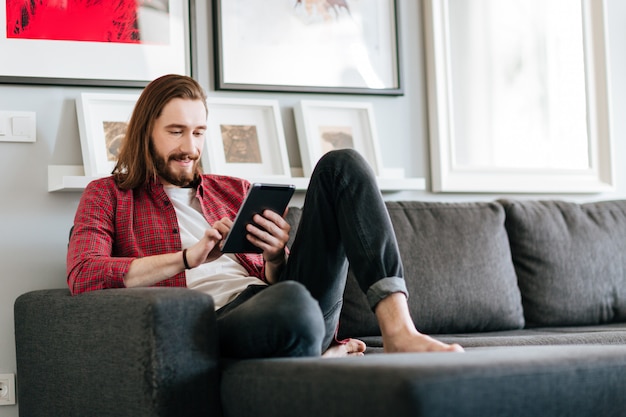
[332,202,525,337]
[384,201,524,334]
[288,202,524,336]
[360,322,626,350]
[221,345,626,417]
[501,199,626,326]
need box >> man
[67,74,463,358]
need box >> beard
[152,148,201,187]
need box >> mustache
[168,152,200,162]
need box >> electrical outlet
[0,373,16,405]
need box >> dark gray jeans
[216,149,407,358]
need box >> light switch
[12,116,31,136]
[0,111,36,142]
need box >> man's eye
[169,130,183,135]
[194,130,206,137]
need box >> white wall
[0,1,624,415]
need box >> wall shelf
[48,165,426,193]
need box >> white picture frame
[423,0,613,193]
[202,98,291,179]
[294,100,383,177]
[76,93,139,177]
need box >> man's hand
[188,210,290,283]
[183,218,231,268]
[124,224,224,288]
[246,209,290,283]
[247,209,290,261]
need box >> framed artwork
[202,98,291,179]
[213,0,402,95]
[423,0,613,193]
[294,100,383,177]
[76,93,139,177]
[1,0,190,87]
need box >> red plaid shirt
[67,175,265,294]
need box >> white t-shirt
[164,186,266,310]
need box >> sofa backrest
[500,199,626,327]
[285,202,525,337]
[285,199,626,337]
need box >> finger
[262,210,289,228]
[212,218,232,237]
[254,213,290,239]
[246,222,277,247]
[251,214,276,235]
[249,224,287,255]
[212,217,233,230]
[205,228,223,241]
[245,222,285,256]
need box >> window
[424,0,613,192]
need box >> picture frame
[1,0,190,87]
[423,0,613,193]
[203,98,291,179]
[76,93,139,177]
[213,0,402,95]
[294,100,383,177]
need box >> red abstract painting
[6,0,140,43]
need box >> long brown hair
[113,74,208,190]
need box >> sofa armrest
[14,288,221,417]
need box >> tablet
[221,183,296,253]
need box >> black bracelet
[182,248,191,270]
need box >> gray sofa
[14,199,626,417]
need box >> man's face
[151,98,207,187]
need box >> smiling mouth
[169,153,199,163]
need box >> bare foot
[384,330,464,353]
[375,293,464,353]
[322,338,367,358]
